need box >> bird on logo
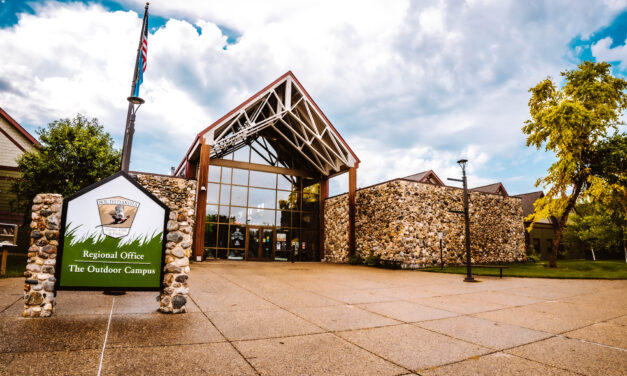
[108,204,129,224]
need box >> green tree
[563,201,624,260]
[11,114,121,213]
[523,61,627,267]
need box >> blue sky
[0,0,625,195]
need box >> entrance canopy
[176,72,359,178]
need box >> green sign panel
[56,172,168,291]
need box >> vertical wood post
[319,178,329,261]
[193,139,211,261]
[348,166,357,257]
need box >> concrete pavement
[1,261,626,375]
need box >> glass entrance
[246,226,274,260]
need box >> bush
[348,254,363,265]
[527,254,541,263]
[364,251,381,267]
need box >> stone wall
[23,194,62,317]
[324,179,525,268]
[323,195,349,263]
[132,173,196,313]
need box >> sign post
[56,171,168,291]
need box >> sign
[56,171,168,291]
[230,227,244,247]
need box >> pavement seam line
[0,295,21,314]
[97,296,115,376]
[206,267,416,374]
[188,294,261,376]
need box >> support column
[24,193,63,317]
[348,166,357,257]
[319,178,329,261]
[193,139,211,261]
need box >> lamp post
[120,96,145,172]
[457,159,475,282]
[447,159,475,282]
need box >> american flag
[133,10,148,97]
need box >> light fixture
[127,96,145,105]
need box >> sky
[0,0,626,196]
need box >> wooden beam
[319,178,329,261]
[209,157,312,178]
[348,166,357,257]
[193,140,211,261]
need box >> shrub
[364,251,381,267]
[348,254,363,265]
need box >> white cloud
[0,0,624,186]
[591,37,627,70]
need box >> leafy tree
[523,61,627,267]
[563,201,624,260]
[11,114,121,213]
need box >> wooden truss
[203,74,356,175]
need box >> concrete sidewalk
[1,261,626,375]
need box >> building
[325,175,525,267]
[471,182,508,196]
[176,72,525,265]
[404,170,445,186]
[175,72,359,262]
[514,191,557,259]
[0,107,39,226]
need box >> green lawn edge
[420,259,627,279]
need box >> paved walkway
[1,261,626,375]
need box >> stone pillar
[133,173,196,314]
[23,194,63,317]
[160,208,194,313]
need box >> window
[532,238,541,253]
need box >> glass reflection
[277,174,294,190]
[208,166,221,183]
[247,208,275,226]
[231,185,247,207]
[221,167,232,184]
[207,183,220,204]
[249,188,275,209]
[219,185,230,205]
[230,206,246,225]
[232,168,248,186]
[234,146,250,162]
[250,170,276,189]
[219,205,230,222]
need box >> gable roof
[403,170,445,186]
[176,71,359,176]
[0,107,39,151]
[470,182,509,196]
[513,191,544,217]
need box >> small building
[404,170,445,186]
[0,107,39,226]
[513,191,557,259]
[471,182,509,196]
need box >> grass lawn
[0,254,27,278]
[421,259,627,279]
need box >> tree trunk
[549,181,583,268]
[591,246,596,261]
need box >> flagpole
[120,2,149,172]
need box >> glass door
[260,228,274,260]
[246,227,260,260]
